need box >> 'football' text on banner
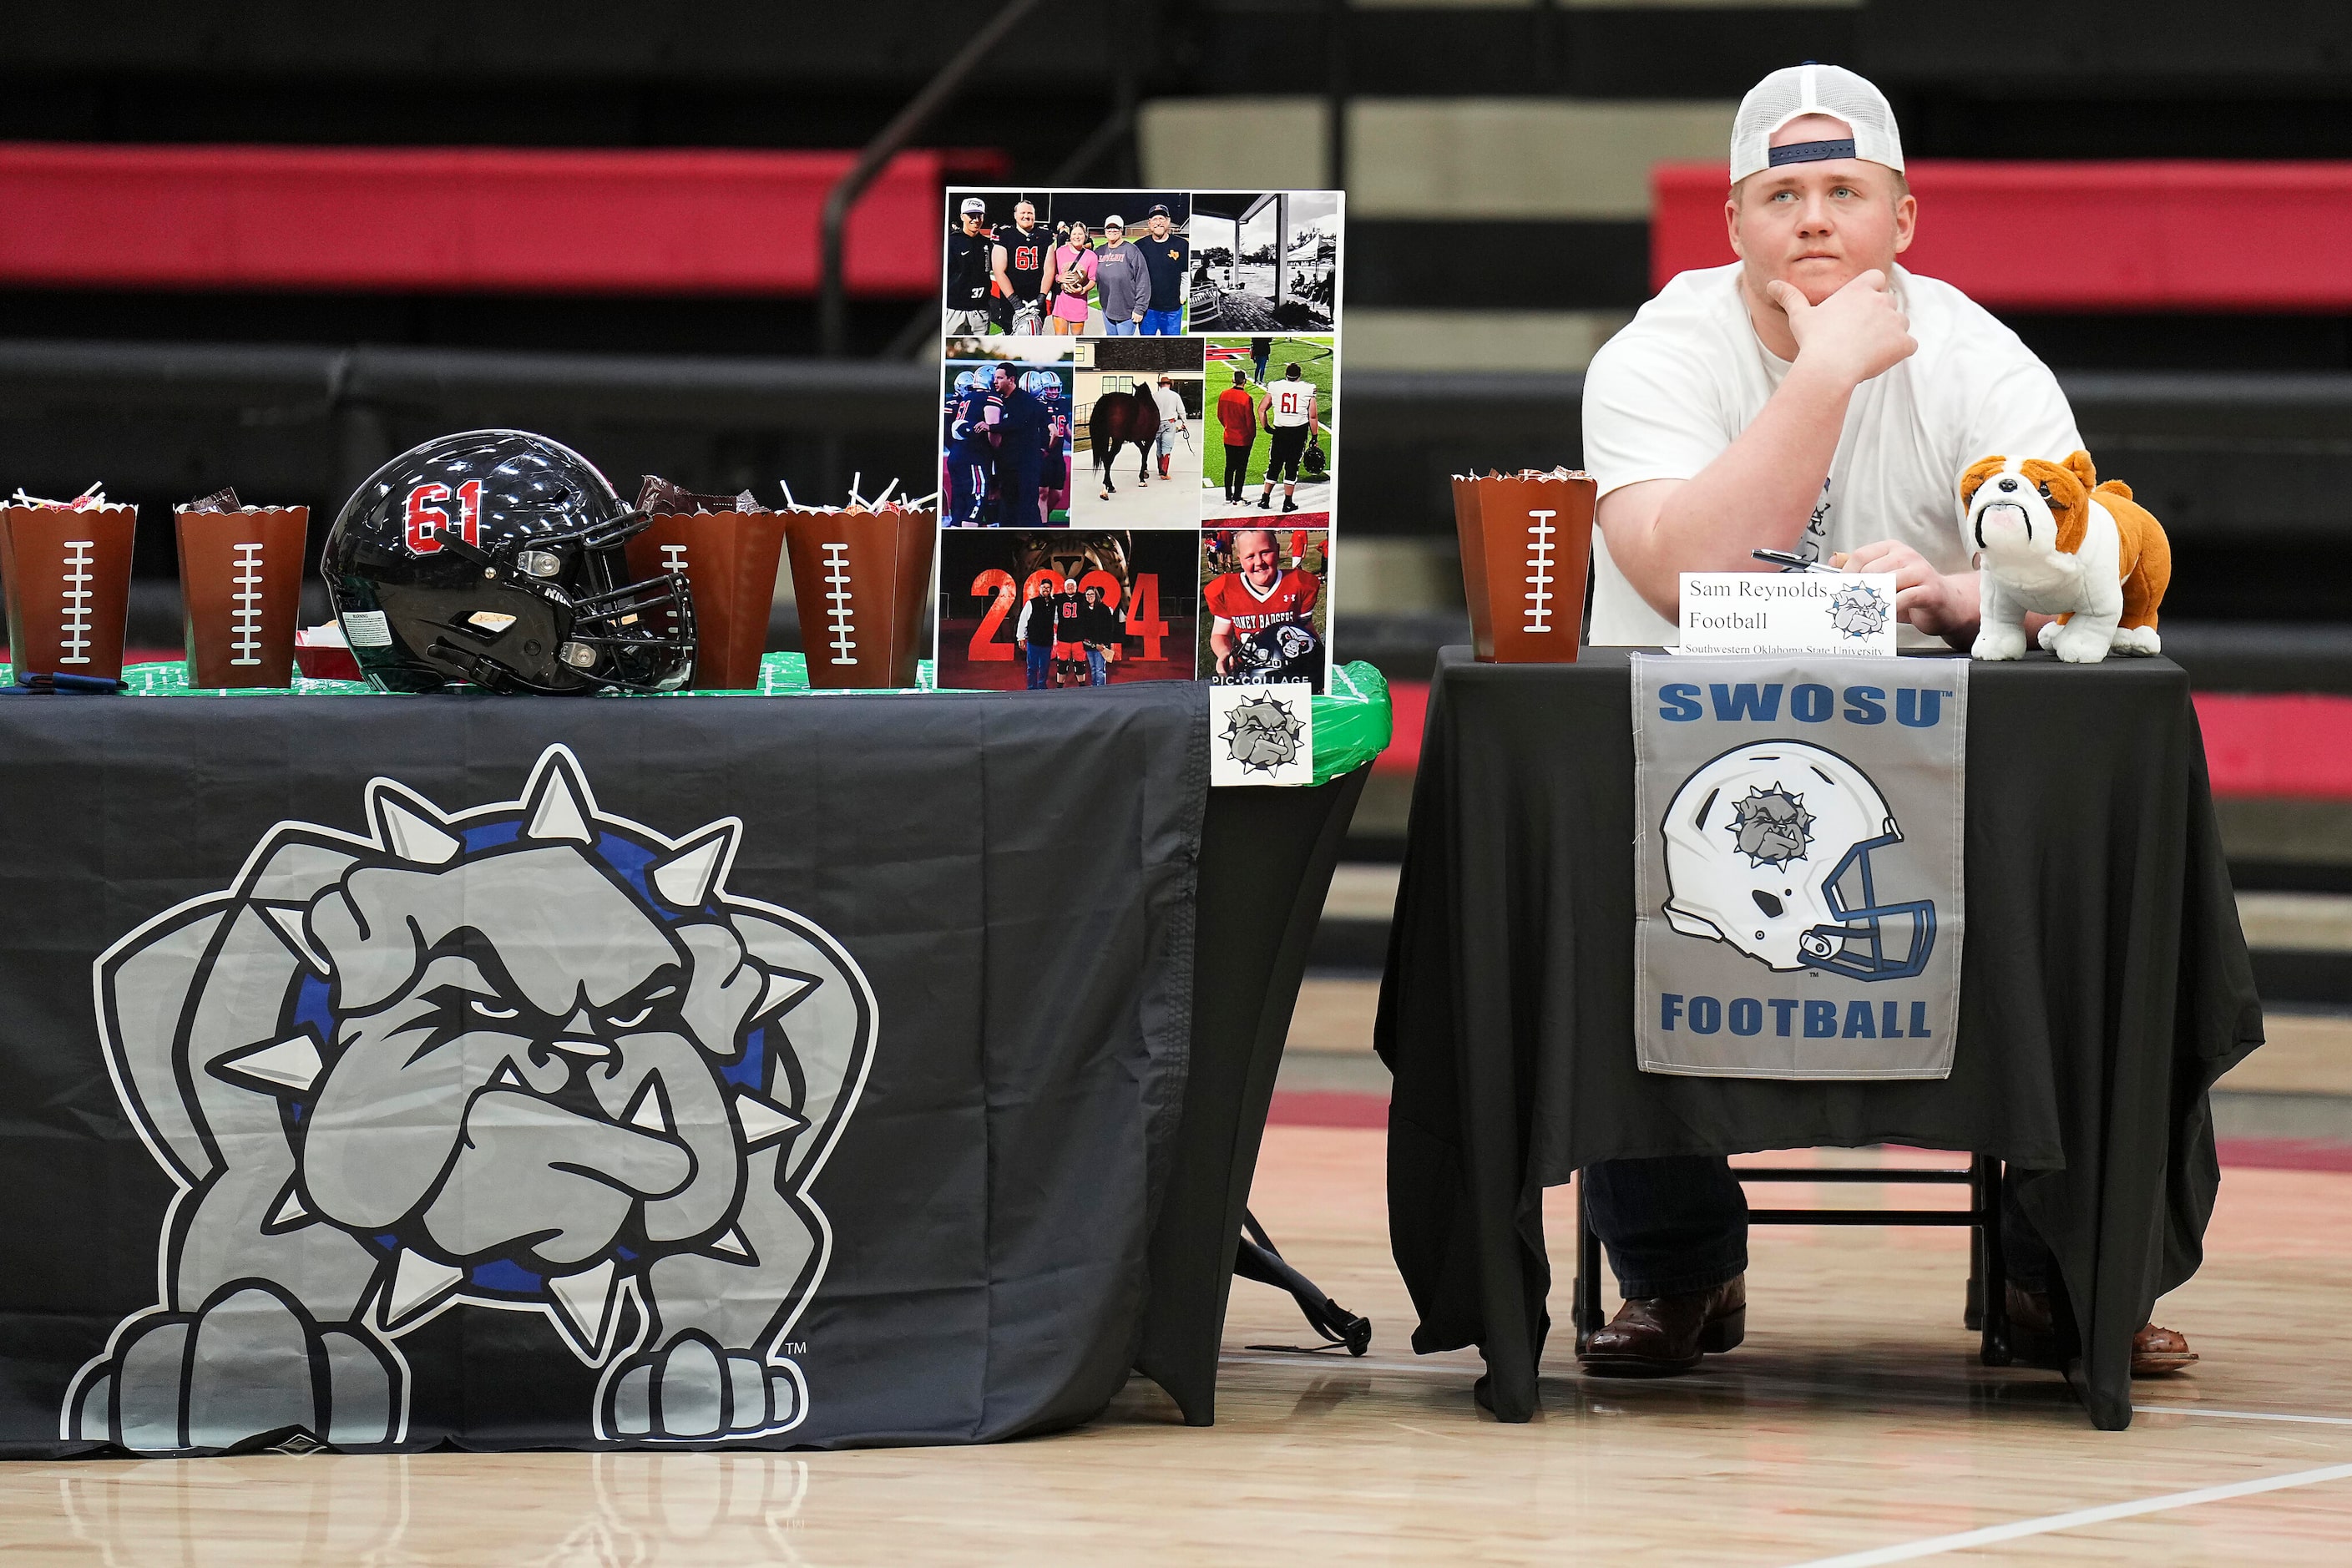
[1631,653,1968,1079]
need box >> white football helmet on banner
[1659,741,1935,980]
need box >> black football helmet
[324,430,695,694]
[1224,620,1323,685]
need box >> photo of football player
[1201,524,1330,692]
[1070,336,1205,529]
[943,190,1191,340]
[1188,192,1340,333]
[990,198,1056,335]
[938,353,1074,527]
[943,196,995,336]
[1201,336,1335,518]
[937,530,1198,692]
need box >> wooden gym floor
[8,1137,2350,1563]
[7,989,2352,1562]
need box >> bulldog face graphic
[65,746,875,1453]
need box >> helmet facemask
[419,508,697,695]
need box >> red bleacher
[1375,680,2352,801]
[1654,160,2352,309]
[0,142,1001,296]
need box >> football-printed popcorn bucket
[625,479,786,691]
[1,498,136,680]
[781,503,934,690]
[1451,469,1596,663]
[175,497,308,688]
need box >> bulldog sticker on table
[1210,683,1315,787]
[1631,655,1968,1080]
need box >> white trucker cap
[1730,63,1904,184]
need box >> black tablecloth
[1378,648,2263,1430]
[0,684,1348,1455]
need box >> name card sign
[1677,571,1898,656]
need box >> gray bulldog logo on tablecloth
[64,746,876,1453]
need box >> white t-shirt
[1152,384,1187,422]
[1581,262,2081,648]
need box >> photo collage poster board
[935,188,1343,694]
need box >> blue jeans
[1141,308,1183,335]
[1024,640,1052,690]
[1583,1156,1748,1299]
[1085,647,1108,685]
[1105,319,1141,336]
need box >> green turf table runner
[4,655,1393,788]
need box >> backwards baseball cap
[1730,63,1904,184]
[960,196,988,215]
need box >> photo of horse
[1068,336,1205,529]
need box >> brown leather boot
[2006,1283,2198,1376]
[1578,1275,1746,1376]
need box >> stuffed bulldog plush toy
[1959,450,2171,663]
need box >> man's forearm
[1609,362,1859,618]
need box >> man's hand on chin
[1764,270,1916,387]
[1837,540,1980,648]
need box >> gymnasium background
[0,0,2344,1004]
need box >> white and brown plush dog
[1959,450,2171,663]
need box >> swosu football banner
[1631,654,1967,1079]
[0,693,1201,1456]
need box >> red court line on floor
[1656,159,2352,310]
[1268,1090,1388,1129]
[2215,1138,2352,1172]
[0,142,1002,296]
[1371,680,2352,801]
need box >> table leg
[1572,1174,1603,1353]
[1975,1155,2011,1367]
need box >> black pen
[1752,549,1839,573]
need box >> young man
[1034,372,1071,521]
[1206,528,1320,683]
[1576,63,2197,1378]
[990,200,1054,335]
[1256,362,1320,513]
[1093,216,1151,336]
[1215,368,1257,505]
[943,198,995,336]
[1138,205,1189,335]
[1151,373,1189,480]
[983,364,1049,530]
[1013,576,1057,689]
[1049,576,1086,685]
[945,368,997,526]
